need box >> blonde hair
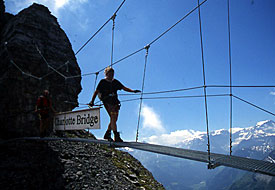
[104,66,114,75]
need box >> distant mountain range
[127,120,275,190]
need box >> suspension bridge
[3,136,275,177]
[2,0,275,177]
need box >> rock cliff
[0,2,82,138]
[0,132,165,190]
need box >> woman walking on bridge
[89,67,140,142]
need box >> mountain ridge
[143,120,275,154]
[129,120,275,190]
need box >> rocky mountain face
[0,1,82,138]
[0,131,165,190]
[129,120,275,190]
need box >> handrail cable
[66,47,145,79]
[140,86,204,95]
[141,94,229,100]
[6,50,275,119]
[0,93,232,119]
[95,93,230,106]
[197,0,211,164]
[9,59,24,74]
[66,71,99,79]
[118,85,275,97]
[136,45,150,142]
[119,86,204,96]
[207,85,275,88]
[6,46,275,120]
[4,43,41,80]
[110,47,145,68]
[41,61,69,79]
[79,93,230,106]
[233,95,275,117]
[35,43,67,79]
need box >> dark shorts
[39,113,50,120]
[104,103,120,115]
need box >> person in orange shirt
[35,90,56,137]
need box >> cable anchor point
[111,13,117,21]
[111,13,117,29]
[144,44,150,50]
[144,45,150,56]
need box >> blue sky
[6,0,275,144]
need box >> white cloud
[55,0,69,9]
[142,129,205,146]
[139,104,207,146]
[142,127,247,146]
[141,104,166,134]
[7,0,88,16]
[270,91,275,104]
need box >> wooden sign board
[53,108,100,131]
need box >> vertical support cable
[136,45,150,142]
[197,0,211,164]
[110,14,116,67]
[227,0,233,156]
[88,72,99,136]
[93,72,99,93]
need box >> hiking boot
[114,131,123,142]
[104,130,113,141]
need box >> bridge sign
[53,108,100,131]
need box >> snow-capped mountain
[233,120,275,145]
[127,120,275,190]
[145,120,275,155]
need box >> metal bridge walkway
[6,137,275,177]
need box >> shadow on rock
[0,140,65,190]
